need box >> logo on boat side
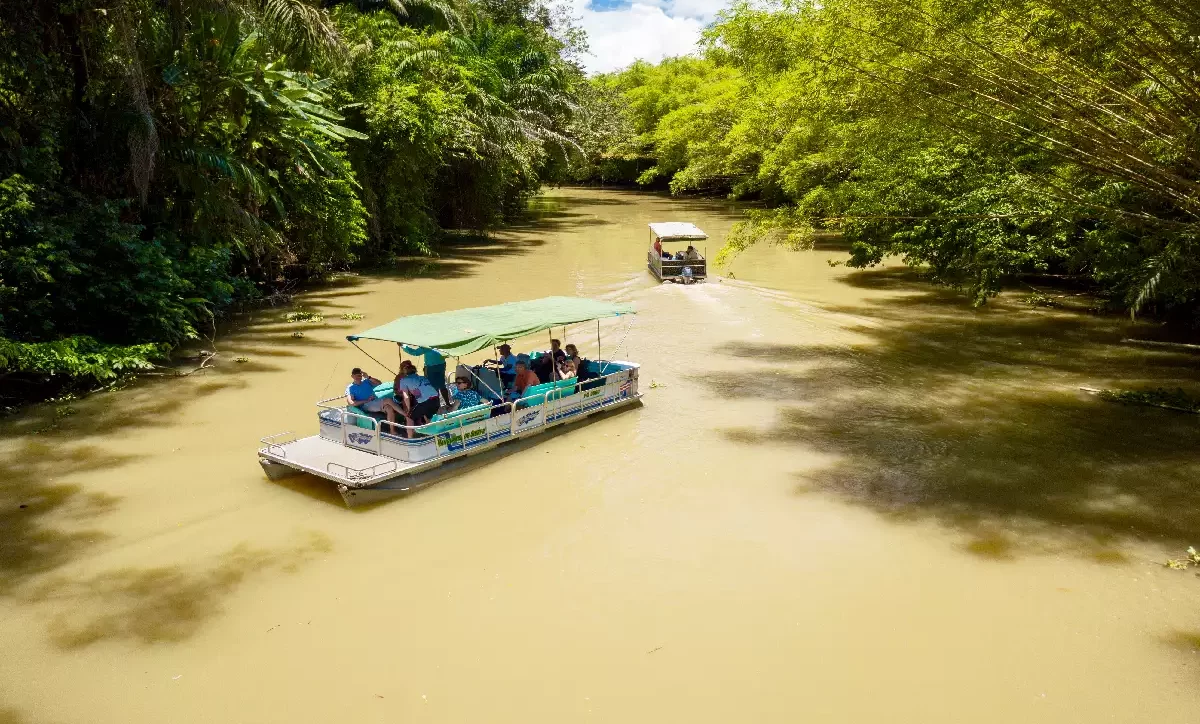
[347,432,373,445]
[518,411,540,426]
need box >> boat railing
[260,431,297,457]
[319,364,634,443]
[327,459,399,482]
[660,258,706,277]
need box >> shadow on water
[25,531,332,649]
[0,443,127,595]
[698,267,1200,557]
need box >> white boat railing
[327,459,398,481]
[317,365,635,443]
[260,431,297,458]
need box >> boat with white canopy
[648,222,707,283]
[257,296,641,505]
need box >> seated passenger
[449,376,482,410]
[508,356,540,401]
[487,343,517,388]
[684,245,703,261]
[345,368,384,412]
[558,357,578,380]
[532,338,567,383]
[564,343,580,363]
[394,360,441,437]
[401,344,447,400]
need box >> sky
[563,0,731,74]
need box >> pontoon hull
[258,362,642,507]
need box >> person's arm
[367,374,381,386]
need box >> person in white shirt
[394,360,441,437]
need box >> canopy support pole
[596,319,601,367]
[350,340,396,377]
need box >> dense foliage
[575,0,1200,317]
[0,0,582,395]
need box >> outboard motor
[681,265,695,284]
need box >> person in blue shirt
[400,344,447,400]
[449,376,482,410]
[488,343,517,389]
[345,368,383,411]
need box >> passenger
[395,360,441,437]
[558,357,578,379]
[653,238,663,257]
[489,343,517,389]
[684,245,703,261]
[532,338,567,383]
[401,344,447,401]
[564,343,580,363]
[508,356,540,402]
[345,368,384,412]
[449,376,482,410]
[575,357,596,382]
[549,338,566,365]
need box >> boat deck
[259,435,430,486]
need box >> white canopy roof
[649,222,707,241]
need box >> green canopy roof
[347,296,635,357]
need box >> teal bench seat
[416,403,491,436]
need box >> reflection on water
[0,188,1198,723]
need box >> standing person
[401,344,447,401]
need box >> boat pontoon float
[257,296,642,506]
[647,222,707,283]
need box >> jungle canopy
[347,297,635,356]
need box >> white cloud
[564,0,732,74]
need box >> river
[2,188,1199,723]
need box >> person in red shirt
[508,356,540,402]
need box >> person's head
[455,376,471,389]
[515,354,530,372]
[565,343,577,358]
[399,360,417,376]
[351,367,364,382]
[550,339,561,350]
[687,245,695,252]
[499,343,512,356]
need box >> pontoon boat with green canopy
[258,296,641,506]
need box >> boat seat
[415,403,491,436]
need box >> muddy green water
[2,188,1199,723]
